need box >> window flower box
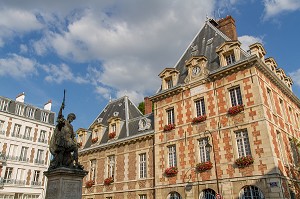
[78,142,83,147]
[192,115,207,124]
[228,104,244,115]
[91,137,98,144]
[164,166,178,177]
[108,132,116,139]
[235,155,254,168]
[104,177,114,185]
[195,161,213,172]
[85,180,95,188]
[163,124,175,132]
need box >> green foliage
[138,102,145,114]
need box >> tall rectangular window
[26,107,35,118]
[279,99,286,120]
[41,112,49,123]
[168,145,177,167]
[90,159,96,181]
[33,170,40,182]
[13,124,22,137]
[24,126,32,139]
[0,120,4,134]
[16,168,25,181]
[225,53,235,65]
[4,167,13,180]
[0,99,9,111]
[199,137,210,163]
[15,104,24,116]
[277,131,287,164]
[229,86,243,106]
[139,153,147,178]
[166,78,173,89]
[8,144,18,159]
[266,88,274,111]
[235,130,251,157]
[111,123,116,132]
[289,138,299,165]
[38,130,46,143]
[36,149,44,164]
[20,146,28,162]
[107,155,115,178]
[166,108,175,125]
[195,98,206,117]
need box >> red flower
[78,142,83,147]
[91,137,98,143]
[85,180,95,188]
[228,104,244,115]
[195,161,213,172]
[163,124,175,132]
[192,115,207,124]
[104,177,114,185]
[109,132,116,139]
[235,155,254,168]
[164,166,178,177]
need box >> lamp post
[204,130,220,195]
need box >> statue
[49,90,83,170]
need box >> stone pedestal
[44,167,88,199]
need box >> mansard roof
[82,96,154,149]
[157,18,249,93]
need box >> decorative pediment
[265,57,277,72]
[159,68,179,90]
[249,43,266,61]
[216,41,241,67]
[216,41,241,54]
[184,56,209,83]
[276,68,286,81]
[158,68,179,78]
[138,117,152,131]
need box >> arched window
[167,192,181,199]
[199,188,216,199]
[239,186,264,199]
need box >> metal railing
[34,159,45,165]
[38,138,47,143]
[6,155,19,161]
[0,130,5,135]
[18,156,29,162]
[11,132,23,138]
[22,135,33,141]
[2,179,26,185]
[31,181,42,186]
[0,153,6,162]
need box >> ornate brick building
[0,93,55,199]
[78,96,155,199]
[79,16,300,199]
[150,16,300,199]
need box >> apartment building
[0,93,55,199]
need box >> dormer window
[26,107,35,119]
[111,123,116,132]
[158,68,179,90]
[249,43,266,62]
[41,112,49,123]
[225,53,235,65]
[0,99,9,112]
[216,41,241,67]
[166,78,173,89]
[15,104,24,116]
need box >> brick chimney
[144,97,152,115]
[217,15,237,41]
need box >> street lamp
[204,130,220,195]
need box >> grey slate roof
[83,96,154,149]
[0,96,55,125]
[159,19,249,92]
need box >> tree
[138,102,145,114]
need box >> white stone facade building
[0,93,55,199]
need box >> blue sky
[0,0,300,130]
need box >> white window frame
[107,155,115,178]
[199,137,210,163]
[4,167,13,179]
[195,98,206,117]
[139,195,147,199]
[36,149,44,164]
[139,153,147,178]
[229,86,243,106]
[266,88,274,111]
[33,170,40,182]
[166,108,175,125]
[26,107,35,118]
[166,78,173,89]
[20,146,28,161]
[15,104,24,116]
[225,52,236,65]
[13,124,22,137]
[90,159,96,181]
[168,145,177,167]
[0,99,9,111]
[235,130,251,157]
[41,112,49,123]
[39,130,46,143]
[239,185,264,199]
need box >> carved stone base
[44,167,88,199]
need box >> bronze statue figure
[49,90,83,170]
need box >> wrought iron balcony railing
[2,178,26,185]
[37,138,47,143]
[11,132,23,138]
[22,135,33,141]
[31,181,42,186]
[34,159,45,165]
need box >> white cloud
[290,69,300,87]
[41,63,88,84]
[0,54,37,78]
[95,86,111,100]
[116,90,145,105]
[263,0,300,19]
[238,35,264,51]
[20,44,28,54]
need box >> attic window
[166,78,173,89]
[113,112,119,117]
[97,118,103,123]
[225,53,235,65]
